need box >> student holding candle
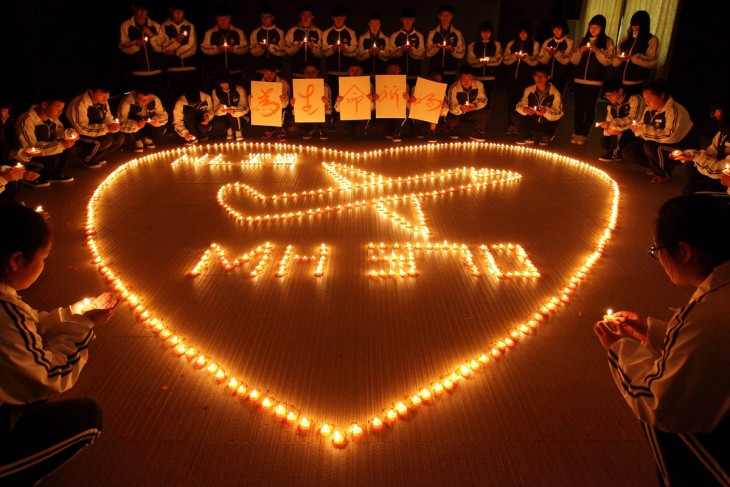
[117,85,168,152]
[1,101,40,197]
[596,79,643,162]
[172,88,214,146]
[467,21,502,110]
[503,21,539,135]
[612,11,659,96]
[161,4,198,105]
[0,202,118,485]
[285,5,324,80]
[16,90,78,185]
[356,12,391,80]
[670,98,730,194]
[513,67,563,146]
[622,80,696,183]
[249,62,291,140]
[65,82,124,169]
[425,4,465,85]
[537,19,573,95]
[211,74,249,142]
[443,65,488,141]
[594,194,730,486]
[118,2,165,87]
[322,6,357,98]
[200,4,249,86]
[249,4,286,76]
[570,15,614,145]
[389,8,427,88]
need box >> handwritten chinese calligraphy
[292,78,325,123]
[250,81,283,127]
[409,77,448,124]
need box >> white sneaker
[134,140,144,152]
[235,130,243,141]
[143,137,155,149]
[226,128,234,140]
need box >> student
[65,82,125,169]
[172,88,214,146]
[285,4,324,80]
[160,3,198,102]
[443,65,488,141]
[211,74,249,142]
[117,86,168,152]
[503,21,539,135]
[17,89,78,184]
[513,68,564,146]
[290,63,331,140]
[118,3,164,83]
[200,4,249,83]
[570,15,614,145]
[249,63,291,140]
[249,4,286,75]
[0,202,118,485]
[537,19,573,94]
[334,63,374,139]
[2,101,41,197]
[467,21,502,109]
[425,4,465,85]
[623,80,695,183]
[321,5,357,100]
[594,194,730,487]
[356,12,391,79]
[596,79,642,161]
[671,99,730,194]
[389,8,426,87]
[408,67,448,143]
[613,11,659,95]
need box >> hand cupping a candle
[594,309,648,350]
[73,291,119,325]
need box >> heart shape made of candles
[86,141,618,447]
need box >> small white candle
[15,162,24,169]
[405,38,410,46]
[183,31,188,36]
[621,51,625,56]
[586,42,591,48]
[144,36,149,42]
[443,40,447,46]
[724,163,730,175]
[595,122,601,127]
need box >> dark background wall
[0,0,727,132]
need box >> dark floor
[15,90,695,486]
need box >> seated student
[290,63,332,140]
[671,98,730,194]
[211,74,249,142]
[596,79,642,161]
[594,194,730,487]
[333,63,374,139]
[65,82,124,169]
[513,68,564,146]
[722,168,730,195]
[0,202,118,485]
[172,88,214,146]
[379,60,410,143]
[117,86,168,153]
[409,67,448,143]
[16,89,78,185]
[623,80,696,184]
[443,65,488,141]
[1,101,40,198]
[249,62,291,140]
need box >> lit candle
[262,38,267,44]
[671,149,683,158]
[479,56,490,62]
[223,41,229,47]
[115,118,120,123]
[603,308,615,323]
[595,122,601,127]
[724,163,730,175]
[621,51,626,57]
[183,31,188,37]
[405,38,410,46]
[14,162,24,169]
[332,430,346,447]
[442,40,448,47]
[26,146,42,156]
[586,42,591,48]
[631,119,637,126]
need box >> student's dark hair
[258,2,275,15]
[331,5,346,16]
[303,62,320,71]
[581,14,608,50]
[368,12,381,21]
[619,11,651,53]
[655,195,730,269]
[299,3,315,14]
[476,20,494,43]
[215,2,231,17]
[401,8,416,19]
[709,95,730,129]
[39,88,66,105]
[459,65,474,76]
[428,66,444,77]
[512,20,534,55]
[0,203,52,272]
[551,18,569,37]
[643,79,670,99]
[438,4,454,14]
[602,79,625,94]
[87,77,112,93]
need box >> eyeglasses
[648,243,677,261]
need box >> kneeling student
[173,89,214,146]
[117,86,168,152]
[211,74,249,142]
[596,79,642,161]
[514,68,563,146]
[443,65,488,141]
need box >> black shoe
[469,132,486,142]
[392,133,402,143]
[46,174,74,183]
[84,161,102,169]
[598,152,622,162]
[319,130,329,140]
[515,139,534,146]
[448,131,459,140]
[302,129,313,140]
[427,131,437,143]
[26,178,50,188]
